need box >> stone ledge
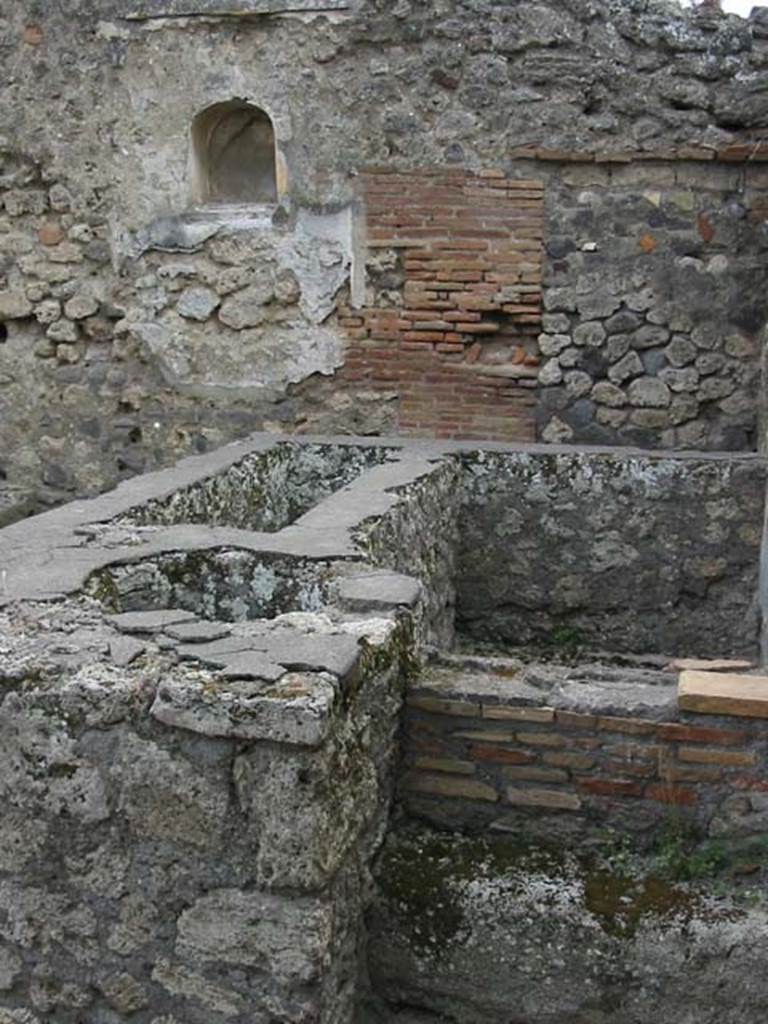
[507,143,768,164]
[678,670,768,719]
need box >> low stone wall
[366,823,768,1024]
[354,456,463,650]
[0,598,412,1024]
[400,657,768,846]
[362,658,768,1023]
[456,447,766,659]
[2,432,768,1023]
[0,433,437,1024]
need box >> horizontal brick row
[338,167,545,442]
[400,693,768,829]
[502,143,768,164]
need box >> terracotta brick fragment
[544,751,596,771]
[603,760,656,779]
[731,774,768,793]
[505,786,581,810]
[452,730,518,742]
[655,723,747,746]
[481,705,554,723]
[639,234,656,254]
[414,757,476,776]
[697,213,715,243]
[662,763,721,783]
[678,746,757,767]
[403,771,498,802]
[406,696,480,717]
[555,710,598,730]
[38,222,64,246]
[469,745,536,766]
[577,778,643,798]
[644,783,697,806]
[502,765,568,783]
[23,23,43,45]
[597,716,656,736]
[516,731,567,748]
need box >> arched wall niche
[191,99,283,206]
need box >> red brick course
[401,695,768,836]
[339,168,544,441]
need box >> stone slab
[126,0,350,18]
[177,632,360,680]
[107,609,197,634]
[219,653,286,682]
[550,674,677,720]
[678,671,768,719]
[164,621,232,643]
[109,635,146,667]
[337,571,421,612]
[412,667,547,706]
[259,634,360,680]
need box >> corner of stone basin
[150,669,340,747]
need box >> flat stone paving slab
[177,631,361,680]
[337,572,421,611]
[678,670,768,718]
[108,609,197,634]
[164,621,232,643]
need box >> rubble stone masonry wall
[3,2,768,516]
[456,446,766,658]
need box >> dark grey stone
[107,609,198,634]
[338,572,421,612]
[109,635,146,666]
[640,347,667,375]
[632,325,670,350]
[164,620,232,643]
[605,310,642,335]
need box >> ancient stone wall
[3,2,768,514]
[0,434,435,1024]
[456,447,766,658]
[1,432,768,1021]
[536,157,768,450]
[364,651,768,1024]
[0,605,408,1024]
[366,820,768,1024]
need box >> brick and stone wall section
[400,685,768,844]
[530,156,768,451]
[338,169,544,442]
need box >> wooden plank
[678,670,768,719]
